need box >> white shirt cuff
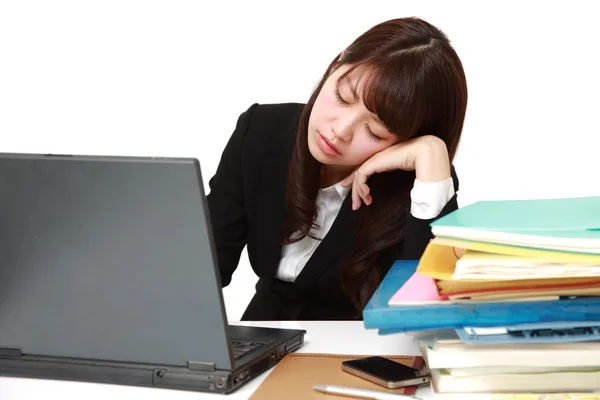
[410,177,455,220]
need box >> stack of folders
[362,196,600,399]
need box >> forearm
[414,136,451,183]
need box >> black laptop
[0,152,306,393]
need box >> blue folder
[362,260,600,333]
[455,322,600,344]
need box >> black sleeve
[206,104,258,287]
[399,166,460,260]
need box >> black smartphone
[341,356,430,389]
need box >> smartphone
[341,356,430,389]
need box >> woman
[206,17,467,320]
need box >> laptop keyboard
[231,340,264,360]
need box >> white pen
[312,384,420,400]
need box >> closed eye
[365,124,381,143]
[334,87,348,105]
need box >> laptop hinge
[0,348,22,358]
[187,361,215,372]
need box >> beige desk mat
[249,353,424,400]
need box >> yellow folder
[432,237,600,263]
[415,241,600,295]
[415,241,458,280]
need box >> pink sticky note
[388,272,447,306]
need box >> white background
[1,0,599,321]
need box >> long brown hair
[283,17,468,312]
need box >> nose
[331,112,357,142]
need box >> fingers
[345,144,412,210]
[341,165,360,187]
[351,166,373,211]
[341,174,353,188]
[352,180,362,210]
[352,179,360,210]
[352,181,372,210]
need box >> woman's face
[307,64,400,178]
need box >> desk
[0,321,432,399]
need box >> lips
[317,133,341,156]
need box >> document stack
[363,196,600,399]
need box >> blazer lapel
[256,157,360,289]
[255,155,289,282]
[254,112,299,282]
[293,193,358,290]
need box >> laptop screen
[0,153,234,370]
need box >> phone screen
[342,356,422,381]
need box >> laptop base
[0,328,306,394]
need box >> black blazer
[206,103,459,321]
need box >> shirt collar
[320,180,351,200]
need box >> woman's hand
[341,135,451,211]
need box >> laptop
[0,152,306,394]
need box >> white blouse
[275,177,455,282]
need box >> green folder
[430,196,600,253]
